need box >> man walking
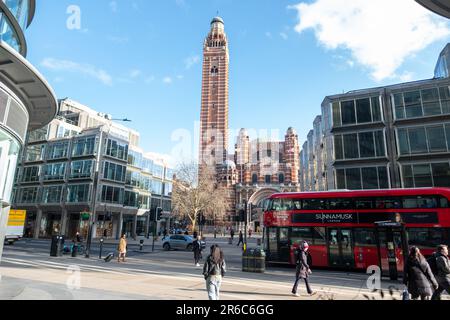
[237,230,244,247]
[292,241,316,297]
[230,228,235,243]
[432,245,450,300]
[193,235,203,267]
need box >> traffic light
[156,207,163,221]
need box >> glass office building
[0,0,57,260]
[13,99,173,240]
[301,43,450,191]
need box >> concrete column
[34,209,42,239]
[60,208,68,237]
[117,212,123,240]
[133,213,138,239]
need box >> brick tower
[199,16,229,171]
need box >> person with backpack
[403,246,438,300]
[203,244,226,300]
[193,235,203,267]
[292,241,316,297]
[431,245,450,300]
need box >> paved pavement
[0,237,447,300]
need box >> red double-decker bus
[263,188,450,279]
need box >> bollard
[99,238,104,259]
[140,239,144,251]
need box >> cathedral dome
[223,160,236,170]
[287,127,297,135]
[211,16,224,25]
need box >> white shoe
[196,263,200,267]
[292,292,299,297]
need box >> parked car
[162,235,206,251]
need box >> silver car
[162,235,206,251]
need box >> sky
[26,0,450,166]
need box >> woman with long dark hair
[403,246,438,300]
[203,244,227,300]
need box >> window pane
[423,102,441,116]
[393,94,405,119]
[446,124,450,151]
[440,87,450,114]
[378,167,389,189]
[336,169,346,189]
[403,196,437,209]
[334,135,344,160]
[402,165,414,188]
[359,132,375,158]
[422,88,439,102]
[362,167,378,189]
[329,198,354,210]
[356,98,372,123]
[332,102,341,127]
[427,126,447,152]
[341,100,356,125]
[413,164,432,187]
[404,91,422,118]
[374,131,386,157]
[354,229,376,246]
[371,97,382,122]
[432,163,450,187]
[409,127,428,153]
[346,168,362,190]
[397,129,410,155]
[344,134,359,159]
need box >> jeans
[292,276,312,295]
[432,282,450,300]
[206,276,222,300]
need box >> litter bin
[50,235,65,257]
[253,248,266,273]
[242,250,249,272]
[247,248,256,272]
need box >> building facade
[13,99,173,240]
[300,43,450,192]
[199,17,300,231]
[0,1,57,260]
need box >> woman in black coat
[292,241,315,297]
[403,246,438,300]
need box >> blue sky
[27,0,450,164]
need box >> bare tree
[172,162,228,233]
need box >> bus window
[329,198,354,210]
[355,198,375,209]
[440,197,449,208]
[407,228,444,249]
[375,198,402,209]
[303,199,328,210]
[312,227,326,245]
[402,196,437,209]
[291,227,313,245]
[293,200,302,210]
[354,228,376,246]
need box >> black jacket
[403,257,438,297]
[436,253,450,286]
[295,249,310,279]
[203,256,226,280]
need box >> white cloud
[280,32,288,40]
[184,54,200,69]
[41,58,113,86]
[129,69,142,78]
[290,0,450,81]
[265,32,273,39]
[109,1,118,13]
[177,75,184,80]
[107,35,129,44]
[145,76,155,84]
[146,152,176,168]
[163,77,173,84]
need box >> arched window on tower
[252,173,258,185]
[211,66,219,76]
